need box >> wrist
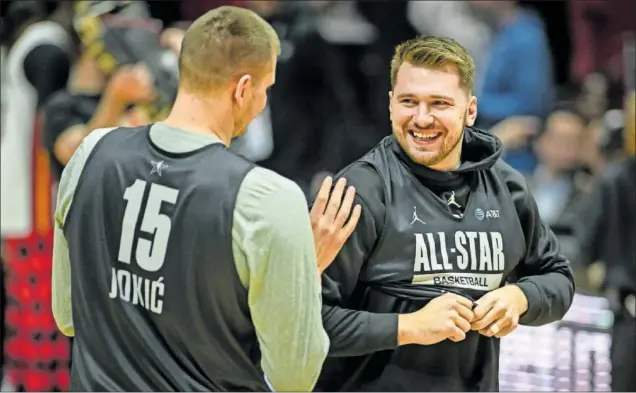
[397,313,415,346]
[510,284,529,315]
[104,85,129,108]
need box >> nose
[413,104,434,129]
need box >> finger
[334,186,356,228]
[448,326,466,342]
[454,301,475,323]
[446,293,474,310]
[452,312,471,333]
[472,293,496,321]
[480,317,509,337]
[494,314,519,338]
[471,302,506,331]
[324,178,347,220]
[341,204,361,238]
[494,323,517,338]
[310,176,332,219]
[481,322,500,337]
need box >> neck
[428,156,461,172]
[162,89,235,146]
[428,141,463,172]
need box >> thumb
[472,291,496,320]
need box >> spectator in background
[569,0,635,90]
[42,56,156,180]
[0,1,74,391]
[1,0,73,235]
[241,1,362,195]
[527,107,594,288]
[575,94,635,391]
[406,1,493,79]
[41,2,172,182]
[580,118,608,175]
[529,107,591,227]
[471,0,554,174]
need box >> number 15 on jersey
[109,179,179,314]
[118,179,179,271]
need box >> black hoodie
[315,127,575,392]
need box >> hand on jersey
[471,285,528,338]
[398,293,475,346]
[310,177,362,274]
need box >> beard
[393,120,465,168]
[232,103,254,139]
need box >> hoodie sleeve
[499,162,575,326]
[314,163,400,357]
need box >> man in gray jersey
[51,6,360,392]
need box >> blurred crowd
[0,0,634,392]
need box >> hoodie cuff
[515,281,543,325]
[367,313,399,351]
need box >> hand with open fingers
[310,176,362,274]
[397,293,475,346]
[471,285,528,338]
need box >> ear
[465,95,478,126]
[388,91,393,117]
[234,74,253,106]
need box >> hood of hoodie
[390,126,502,205]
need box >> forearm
[517,269,575,326]
[51,226,74,337]
[53,91,125,165]
[257,294,328,392]
[322,304,398,357]
[236,167,330,391]
[86,89,127,132]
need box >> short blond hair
[390,36,476,94]
[178,6,281,93]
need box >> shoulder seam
[62,128,120,233]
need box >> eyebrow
[395,93,455,103]
[430,95,455,102]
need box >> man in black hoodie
[315,36,575,392]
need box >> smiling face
[389,63,477,170]
[388,36,478,171]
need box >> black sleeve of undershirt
[498,162,575,327]
[312,162,399,357]
[41,91,84,177]
[23,44,70,107]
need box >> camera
[73,0,179,120]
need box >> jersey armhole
[61,129,119,235]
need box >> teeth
[412,131,439,140]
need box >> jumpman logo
[446,191,461,209]
[410,206,426,226]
